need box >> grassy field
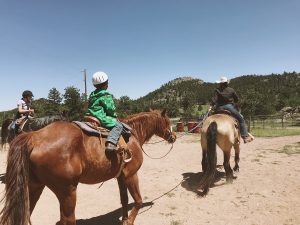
[251,127,300,137]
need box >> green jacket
[86,89,117,128]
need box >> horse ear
[149,108,153,112]
[161,109,167,117]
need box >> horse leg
[29,179,45,214]
[233,142,240,172]
[52,184,77,225]
[223,151,234,183]
[117,175,129,223]
[125,174,142,225]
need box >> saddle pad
[73,121,100,137]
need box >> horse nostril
[170,134,176,143]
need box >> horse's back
[203,114,236,131]
[201,114,238,146]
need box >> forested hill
[1,72,299,122]
[118,72,299,117]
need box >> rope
[174,110,211,140]
[138,178,186,215]
[145,110,211,144]
[141,143,174,159]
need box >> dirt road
[0,134,299,225]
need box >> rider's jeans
[106,121,123,145]
[218,104,248,137]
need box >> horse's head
[123,109,177,144]
[153,109,176,143]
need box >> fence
[172,114,300,133]
[246,114,300,131]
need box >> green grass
[251,127,300,137]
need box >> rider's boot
[105,142,118,153]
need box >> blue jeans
[218,104,248,137]
[106,121,123,145]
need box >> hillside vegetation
[119,72,300,118]
[0,72,299,123]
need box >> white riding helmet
[92,71,108,85]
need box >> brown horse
[199,113,243,195]
[1,114,67,148]
[0,109,176,225]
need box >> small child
[14,90,35,132]
[86,71,123,153]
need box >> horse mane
[122,110,168,143]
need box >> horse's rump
[200,113,241,195]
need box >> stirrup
[123,149,132,163]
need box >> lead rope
[138,177,186,215]
[141,143,174,159]
[145,110,210,144]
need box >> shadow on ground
[181,165,227,196]
[55,202,154,225]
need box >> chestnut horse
[199,114,242,195]
[0,109,176,225]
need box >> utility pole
[81,69,88,109]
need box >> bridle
[162,126,176,143]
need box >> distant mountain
[1,72,299,122]
[125,72,300,117]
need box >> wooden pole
[81,69,88,110]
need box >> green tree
[63,86,84,121]
[47,87,62,115]
[32,98,49,117]
[117,95,132,118]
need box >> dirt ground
[0,134,300,225]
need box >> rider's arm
[18,104,34,114]
[210,89,218,106]
[232,90,239,103]
[103,95,117,118]
[18,107,34,114]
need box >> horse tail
[1,118,12,148]
[0,133,32,225]
[201,121,217,195]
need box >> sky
[0,0,299,111]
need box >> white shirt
[17,99,30,111]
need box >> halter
[162,126,176,143]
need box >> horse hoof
[233,166,239,172]
[121,220,128,225]
[122,219,133,225]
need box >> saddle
[11,116,30,133]
[73,116,132,160]
[213,110,254,141]
[214,110,239,129]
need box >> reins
[145,110,210,144]
[141,143,174,159]
[141,111,210,159]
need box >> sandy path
[0,135,299,225]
